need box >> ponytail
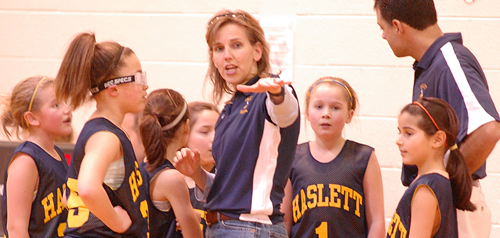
[139,89,189,172]
[55,32,96,109]
[55,32,133,109]
[446,148,476,211]
[1,103,16,139]
[140,113,167,171]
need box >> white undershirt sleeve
[266,85,299,128]
[194,171,215,202]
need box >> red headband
[414,101,449,148]
[413,102,440,131]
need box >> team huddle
[1,0,500,238]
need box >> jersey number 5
[66,178,90,227]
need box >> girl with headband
[173,9,300,237]
[388,97,475,237]
[1,76,72,237]
[55,32,149,237]
[282,76,385,237]
[138,89,203,238]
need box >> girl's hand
[237,77,291,94]
[175,210,202,231]
[113,206,132,233]
[173,148,202,178]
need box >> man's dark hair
[374,0,437,30]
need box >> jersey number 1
[315,222,327,238]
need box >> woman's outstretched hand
[236,76,290,94]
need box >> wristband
[268,86,285,97]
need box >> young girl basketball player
[186,102,219,176]
[282,77,385,237]
[185,101,220,235]
[388,97,475,237]
[1,76,72,237]
[55,32,149,237]
[139,89,202,238]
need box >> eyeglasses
[207,12,247,29]
[91,71,147,95]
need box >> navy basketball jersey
[2,141,68,238]
[290,141,372,238]
[64,118,149,237]
[188,167,214,236]
[141,160,182,238]
[387,173,458,238]
[189,188,207,236]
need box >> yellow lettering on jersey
[194,209,206,220]
[57,222,66,237]
[56,184,66,214]
[139,200,150,237]
[317,184,329,207]
[293,183,364,224]
[387,215,395,237]
[130,162,145,202]
[387,212,407,238]
[352,190,362,217]
[129,172,140,202]
[329,184,341,208]
[40,183,67,224]
[300,189,307,216]
[306,184,317,209]
[387,212,399,238]
[315,221,328,238]
[67,208,90,228]
[292,194,301,222]
[41,193,57,223]
[398,222,407,238]
[194,209,206,231]
[341,186,353,212]
[66,178,90,228]
[134,161,143,187]
[135,170,143,187]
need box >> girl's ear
[106,85,119,97]
[24,111,39,127]
[346,109,355,124]
[177,119,190,146]
[432,130,447,149]
[175,120,190,137]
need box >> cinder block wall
[1,0,499,235]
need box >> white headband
[162,102,188,130]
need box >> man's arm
[460,120,500,174]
